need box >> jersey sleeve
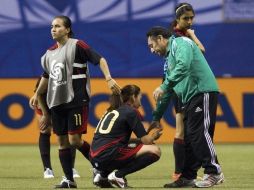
[127,110,147,138]
[76,40,102,65]
[152,91,172,121]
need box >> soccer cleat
[54,176,77,189]
[72,168,80,178]
[93,168,114,188]
[44,168,54,179]
[194,173,224,188]
[164,177,195,188]
[94,173,114,188]
[108,171,128,188]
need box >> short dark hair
[146,26,171,39]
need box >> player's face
[51,18,70,41]
[177,11,195,30]
[133,92,142,109]
[147,36,167,57]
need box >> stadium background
[0,0,254,143]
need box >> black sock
[70,147,76,168]
[116,153,160,178]
[39,133,52,170]
[77,141,90,161]
[173,138,185,174]
[59,148,74,182]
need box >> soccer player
[169,3,205,53]
[90,85,162,188]
[147,26,224,188]
[30,15,121,188]
[33,77,80,179]
[151,3,206,185]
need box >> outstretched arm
[152,91,172,121]
[99,57,121,94]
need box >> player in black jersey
[30,15,121,189]
[32,77,80,179]
[90,84,162,188]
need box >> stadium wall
[0,78,253,144]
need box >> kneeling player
[90,84,162,188]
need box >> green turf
[0,144,254,189]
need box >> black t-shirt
[90,104,147,162]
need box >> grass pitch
[0,144,254,189]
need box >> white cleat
[44,168,54,179]
[195,172,224,188]
[108,171,128,188]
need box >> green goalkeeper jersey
[160,36,219,104]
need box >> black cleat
[94,178,114,188]
[164,177,195,188]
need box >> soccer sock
[173,138,185,174]
[70,146,76,168]
[77,141,90,161]
[59,148,74,182]
[39,133,52,170]
[116,153,160,178]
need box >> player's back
[90,105,139,161]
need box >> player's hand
[151,128,163,141]
[186,29,195,36]
[148,121,163,141]
[107,78,121,95]
[29,94,39,109]
[147,121,161,133]
[153,86,164,102]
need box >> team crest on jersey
[49,60,67,90]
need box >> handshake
[147,121,163,141]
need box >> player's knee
[57,135,70,149]
[69,140,78,148]
[69,136,82,148]
[58,141,70,149]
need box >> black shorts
[51,105,89,136]
[91,141,143,172]
[172,91,183,113]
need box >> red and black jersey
[41,39,102,109]
[173,28,189,37]
[90,104,147,162]
[70,40,102,107]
